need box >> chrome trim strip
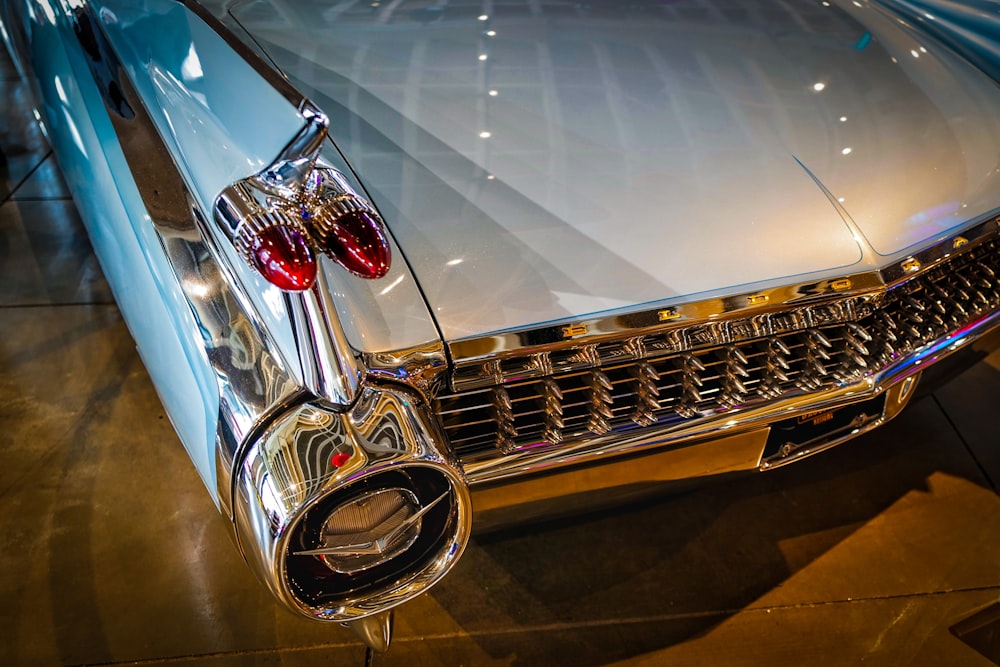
[363,342,450,402]
[471,427,771,520]
[448,211,1000,384]
[284,266,363,409]
[462,304,1000,484]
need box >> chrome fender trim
[233,384,472,621]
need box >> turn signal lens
[248,224,317,291]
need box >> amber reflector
[248,225,317,291]
[322,210,391,279]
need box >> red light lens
[322,210,391,279]
[249,225,317,291]
[330,452,351,468]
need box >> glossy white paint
[833,0,1000,255]
[92,0,441,355]
[235,0,1000,341]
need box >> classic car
[4,0,1000,653]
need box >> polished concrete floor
[3,49,1000,667]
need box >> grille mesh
[436,238,1000,462]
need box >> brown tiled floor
[2,40,999,667]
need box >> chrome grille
[436,237,1000,462]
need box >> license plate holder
[762,393,888,464]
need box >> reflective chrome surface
[214,124,404,406]
[19,0,329,499]
[468,371,920,532]
[760,371,919,469]
[232,385,472,621]
[218,159,368,409]
[442,215,1000,483]
[363,342,450,401]
[284,266,363,408]
[7,0,1000,660]
[254,103,328,198]
[471,427,771,523]
[346,610,394,654]
[24,0,468,625]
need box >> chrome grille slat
[436,237,1000,461]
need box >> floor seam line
[1,149,52,207]
[932,393,999,494]
[67,642,366,667]
[67,585,1000,666]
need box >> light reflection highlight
[54,75,68,103]
[378,274,405,296]
[61,109,87,158]
[181,43,204,81]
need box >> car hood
[232,0,1000,342]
